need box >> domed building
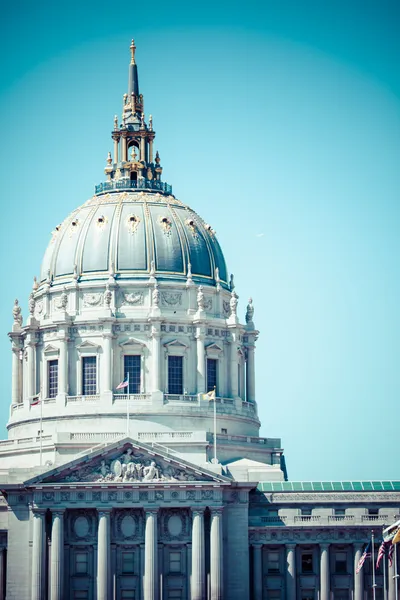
[0,41,399,600]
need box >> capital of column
[209,506,224,516]
[285,543,296,549]
[320,543,330,550]
[51,509,66,517]
[191,507,205,517]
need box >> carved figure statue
[230,290,238,316]
[100,460,109,478]
[149,114,153,131]
[13,299,22,326]
[229,273,235,291]
[245,297,254,324]
[197,285,205,311]
[114,115,118,130]
[215,267,220,283]
[32,276,39,291]
[143,461,159,481]
[28,292,36,316]
[60,287,68,310]
[152,283,160,307]
[149,260,156,277]
[104,283,112,308]
[141,113,145,128]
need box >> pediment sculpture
[57,445,212,484]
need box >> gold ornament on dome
[185,217,198,238]
[158,215,172,235]
[96,214,108,231]
[126,214,141,234]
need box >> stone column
[196,332,205,394]
[26,341,36,399]
[230,335,239,398]
[0,547,4,600]
[122,135,127,162]
[353,544,364,600]
[31,510,45,600]
[11,345,21,404]
[191,509,205,600]
[114,138,119,163]
[210,508,223,600]
[252,544,263,600]
[246,345,256,403]
[388,545,396,600]
[149,139,154,163]
[102,333,112,392]
[140,136,146,163]
[152,328,161,392]
[144,510,158,600]
[285,544,296,600]
[320,543,330,600]
[97,510,111,600]
[58,336,67,396]
[50,510,65,600]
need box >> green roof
[257,481,400,493]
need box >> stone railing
[164,394,198,403]
[251,513,396,527]
[328,515,355,522]
[114,393,151,402]
[261,516,287,523]
[361,514,389,522]
[95,178,172,196]
[67,395,100,403]
[294,515,321,523]
[138,431,195,441]
[0,435,53,450]
[70,432,124,441]
[211,432,281,449]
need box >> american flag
[116,373,129,390]
[356,542,371,574]
[388,542,394,567]
[376,540,391,569]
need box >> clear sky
[0,0,399,481]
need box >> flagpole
[383,552,387,600]
[213,386,217,464]
[372,531,377,600]
[39,389,43,468]
[126,373,130,437]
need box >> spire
[128,39,139,97]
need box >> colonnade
[31,506,223,600]
[251,542,399,599]
[13,326,257,404]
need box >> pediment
[164,339,188,349]
[205,343,223,353]
[24,438,230,486]
[119,337,146,348]
[44,344,59,355]
[76,340,99,351]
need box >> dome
[40,190,229,289]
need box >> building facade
[0,40,399,600]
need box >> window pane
[168,356,183,394]
[207,358,217,393]
[169,551,181,573]
[167,591,182,600]
[301,553,313,573]
[121,590,135,599]
[74,593,88,600]
[122,551,135,573]
[48,360,58,398]
[82,356,96,395]
[335,552,347,574]
[75,552,88,574]
[267,551,280,573]
[124,355,141,394]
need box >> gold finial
[130,39,136,65]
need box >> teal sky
[0,0,399,481]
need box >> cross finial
[130,39,136,65]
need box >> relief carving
[120,291,144,306]
[161,292,182,307]
[83,293,103,307]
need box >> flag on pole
[356,542,372,573]
[201,389,216,401]
[30,394,41,406]
[376,540,391,569]
[116,373,129,390]
[392,527,400,545]
[388,542,394,566]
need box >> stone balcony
[249,513,399,527]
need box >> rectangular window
[74,592,88,600]
[167,591,182,600]
[221,428,227,435]
[169,551,181,573]
[301,508,312,516]
[122,551,135,574]
[48,359,58,398]
[334,592,349,600]
[207,358,218,394]
[124,355,141,394]
[334,508,346,516]
[75,552,88,574]
[82,356,96,395]
[335,552,347,574]
[168,356,183,394]
[267,551,280,574]
[301,593,314,600]
[268,593,281,600]
[301,553,313,573]
[121,592,135,600]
